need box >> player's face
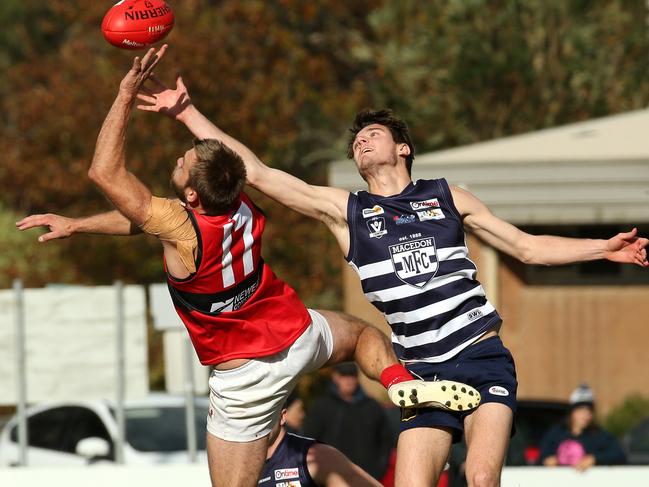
[352,124,409,179]
[352,124,395,164]
[171,148,197,201]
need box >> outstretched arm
[451,185,649,267]
[136,75,351,247]
[16,211,141,242]
[87,45,167,226]
[307,443,383,487]
[172,101,347,222]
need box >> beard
[170,176,187,203]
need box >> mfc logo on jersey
[389,237,439,287]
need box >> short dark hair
[333,362,358,376]
[347,109,415,175]
[283,390,301,410]
[189,139,246,214]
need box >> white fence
[1,281,209,466]
[0,465,210,487]
[501,466,649,486]
[0,465,647,487]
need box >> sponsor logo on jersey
[393,214,416,225]
[258,476,271,483]
[489,386,509,397]
[362,205,384,218]
[416,208,445,221]
[275,482,302,487]
[410,198,446,221]
[274,468,299,480]
[389,236,439,287]
[367,217,387,239]
[466,309,483,322]
[410,198,441,211]
[209,279,260,313]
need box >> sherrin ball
[102,0,174,50]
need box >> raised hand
[16,214,75,242]
[605,228,649,267]
[136,73,192,120]
[118,44,168,100]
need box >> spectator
[303,363,395,479]
[539,384,626,471]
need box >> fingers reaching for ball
[119,44,168,97]
[141,44,168,75]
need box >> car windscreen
[123,405,208,452]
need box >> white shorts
[206,309,334,442]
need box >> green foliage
[0,204,75,288]
[367,0,649,150]
[602,394,649,438]
[3,0,649,303]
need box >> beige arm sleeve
[140,197,198,274]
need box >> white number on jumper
[221,201,255,287]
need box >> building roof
[329,109,649,224]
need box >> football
[102,0,174,50]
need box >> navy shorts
[400,335,517,443]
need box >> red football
[101,0,174,50]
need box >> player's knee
[466,466,500,487]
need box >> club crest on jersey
[389,236,439,287]
[362,205,384,218]
[366,217,387,239]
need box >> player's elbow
[245,161,269,188]
[518,247,535,265]
[517,235,547,265]
[245,164,261,187]
[87,165,112,190]
[88,166,103,184]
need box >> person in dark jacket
[303,363,395,480]
[539,384,626,471]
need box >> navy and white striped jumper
[346,178,501,363]
[259,432,317,486]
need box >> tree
[2,0,383,305]
[4,0,649,304]
[366,0,649,150]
